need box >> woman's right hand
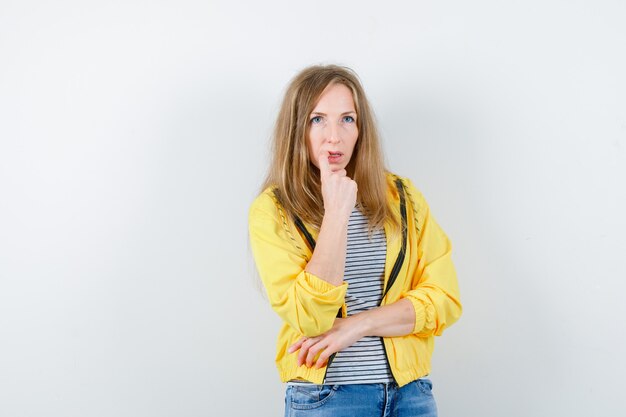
[318,152,358,221]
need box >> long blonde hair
[262,64,400,235]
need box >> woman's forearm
[287,298,417,368]
[304,213,349,287]
[353,298,416,338]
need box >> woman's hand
[287,316,366,369]
[318,151,357,221]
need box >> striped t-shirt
[323,207,393,384]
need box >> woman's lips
[328,152,343,164]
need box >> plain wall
[1,1,625,416]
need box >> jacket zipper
[378,178,408,384]
[322,306,343,383]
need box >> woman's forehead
[312,84,356,113]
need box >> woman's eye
[343,115,355,123]
[310,116,323,124]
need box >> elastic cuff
[404,295,426,334]
[302,270,348,294]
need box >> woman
[248,65,462,417]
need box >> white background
[1,1,625,416]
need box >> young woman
[248,65,462,417]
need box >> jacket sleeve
[248,192,348,337]
[401,179,462,337]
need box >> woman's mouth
[328,152,343,164]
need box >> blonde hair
[262,64,400,235]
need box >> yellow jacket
[248,173,462,387]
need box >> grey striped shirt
[323,207,393,384]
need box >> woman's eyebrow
[310,111,357,116]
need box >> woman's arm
[401,179,462,337]
[249,197,348,337]
[248,154,358,337]
[302,207,350,287]
[288,299,416,368]
[304,153,357,286]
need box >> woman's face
[306,83,359,172]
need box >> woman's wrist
[349,311,374,339]
[321,209,351,228]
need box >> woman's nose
[326,124,341,144]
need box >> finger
[288,337,306,354]
[315,347,335,369]
[297,337,319,366]
[305,340,328,367]
[318,151,331,179]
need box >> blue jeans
[284,379,438,417]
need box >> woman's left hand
[287,316,367,368]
